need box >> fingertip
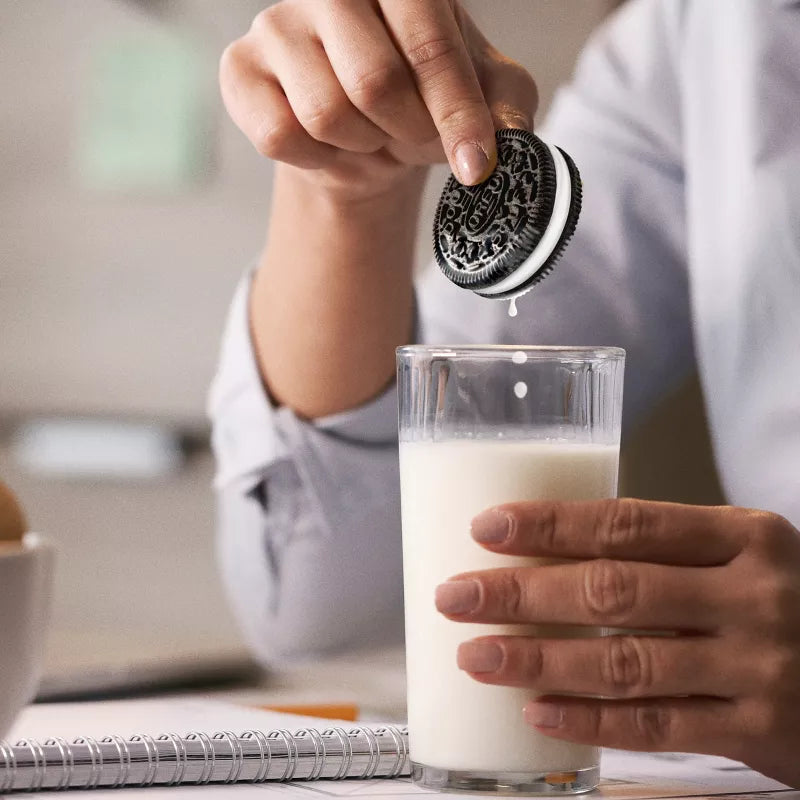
[456,639,503,674]
[434,578,480,616]
[453,140,494,185]
[471,508,512,545]
[524,700,564,730]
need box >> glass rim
[396,344,625,362]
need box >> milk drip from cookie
[433,130,582,306]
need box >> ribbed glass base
[411,762,599,795]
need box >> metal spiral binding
[270,730,297,782]
[379,726,407,779]
[130,734,159,787]
[101,736,128,788]
[0,724,409,792]
[327,728,353,780]
[159,734,187,786]
[17,740,46,792]
[185,732,215,785]
[241,730,271,783]
[44,738,73,791]
[74,737,103,790]
[0,739,16,793]
[297,728,326,781]
[355,727,380,779]
[214,732,244,784]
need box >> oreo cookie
[433,129,582,299]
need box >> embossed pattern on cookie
[433,129,582,301]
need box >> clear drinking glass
[397,345,625,795]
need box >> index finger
[378,0,496,184]
[471,499,747,566]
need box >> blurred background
[0,0,723,700]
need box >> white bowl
[0,533,55,737]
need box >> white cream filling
[479,141,572,297]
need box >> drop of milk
[511,350,527,365]
[508,298,518,318]
[513,381,528,399]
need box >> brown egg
[0,481,26,541]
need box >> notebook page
[10,698,333,742]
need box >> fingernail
[455,142,490,185]
[457,640,503,673]
[435,579,479,614]
[524,701,563,729]
[471,509,513,544]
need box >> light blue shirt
[208,0,800,665]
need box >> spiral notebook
[2,700,407,793]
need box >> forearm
[251,164,426,419]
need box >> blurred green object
[77,30,211,192]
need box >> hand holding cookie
[220,0,538,198]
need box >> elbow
[231,582,404,669]
[214,470,404,668]
[233,610,338,669]
[217,527,402,667]
[228,597,348,669]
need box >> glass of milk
[396,345,625,795]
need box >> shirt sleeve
[208,271,404,665]
[210,0,693,665]
[419,0,694,429]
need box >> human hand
[220,0,538,198]
[435,499,800,787]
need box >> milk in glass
[400,439,619,773]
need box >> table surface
[195,645,408,722]
[38,635,408,722]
